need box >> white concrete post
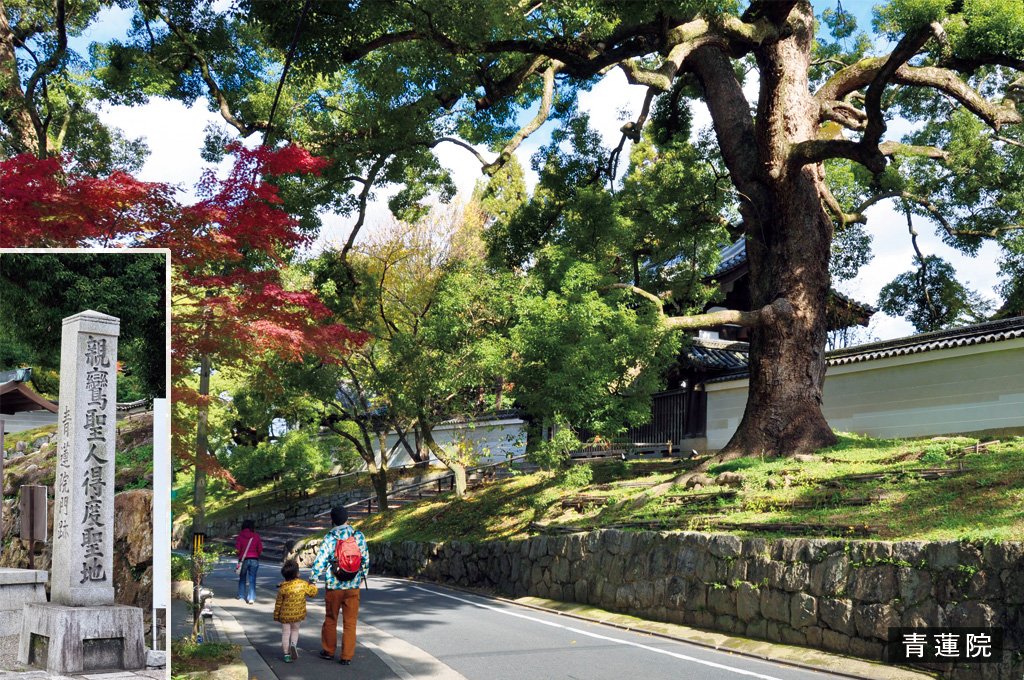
[152,397,171,650]
[51,310,119,606]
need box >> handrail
[243,461,428,510]
[313,453,532,518]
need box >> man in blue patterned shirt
[309,506,370,665]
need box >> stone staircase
[211,461,531,562]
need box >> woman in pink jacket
[235,519,263,604]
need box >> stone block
[726,558,747,583]
[746,619,767,640]
[760,589,790,624]
[778,563,810,592]
[707,534,742,558]
[635,580,655,609]
[741,537,767,558]
[680,532,709,548]
[822,629,851,654]
[945,601,998,628]
[854,603,899,640]
[737,583,761,622]
[745,556,770,585]
[770,539,793,561]
[892,540,927,566]
[790,593,817,629]
[965,568,1003,601]
[1003,568,1024,604]
[693,610,715,629]
[958,543,983,570]
[605,530,625,555]
[902,600,944,628]
[927,540,961,570]
[695,551,725,584]
[19,603,145,674]
[848,565,897,602]
[849,637,885,661]
[707,586,735,617]
[820,598,856,636]
[146,650,167,669]
[780,626,807,646]
[648,545,671,577]
[860,541,893,562]
[674,546,699,576]
[0,568,48,635]
[805,626,823,647]
[897,566,933,606]
[809,554,848,597]
[982,542,1023,571]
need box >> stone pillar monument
[20,311,145,673]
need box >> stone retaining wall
[370,530,1023,679]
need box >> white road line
[360,622,470,680]
[407,584,794,680]
[359,634,417,680]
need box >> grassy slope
[358,433,1024,544]
[2,417,154,496]
[175,464,433,524]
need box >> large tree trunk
[693,4,837,462]
[0,6,40,157]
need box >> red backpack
[332,532,363,581]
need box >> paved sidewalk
[0,671,165,680]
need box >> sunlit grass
[359,434,1024,544]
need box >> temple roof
[704,240,877,327]
[701,316,1024,384]
[0,376,58,414]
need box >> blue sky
[72,1,1004,343]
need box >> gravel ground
[0,635,22,672]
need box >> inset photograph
[0,250,170,676]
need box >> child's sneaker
[289,644,297,659]
[284,655,292,663]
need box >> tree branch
[147,2,267,137]
[601,283,664,307]
[892,65,1024,131]
[878,141,948,160]
[432,136,491,167]
[339,155,388,267]
[482,59,561,175]
[663,298,795,330]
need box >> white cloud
[97,98,229,196]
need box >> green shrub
[559,463,593,489]
[527,419,581,471]
[171,554,190,581]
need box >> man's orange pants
[322,588,360,660]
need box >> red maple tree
[0,144,366,486]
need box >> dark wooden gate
[625,387,705,444]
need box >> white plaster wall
[1,411,58,434]
[705,338,1024,449]
[376,417,528,468]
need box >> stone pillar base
[0,568,48,636]
[18,602,146,673]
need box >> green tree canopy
[0,251,166,401]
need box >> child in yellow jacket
[273,559,318,662]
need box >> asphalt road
[201,559,857,680]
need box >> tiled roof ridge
[701,316,1024,384]
[826,316,1024,366]
[688,337,750,350]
